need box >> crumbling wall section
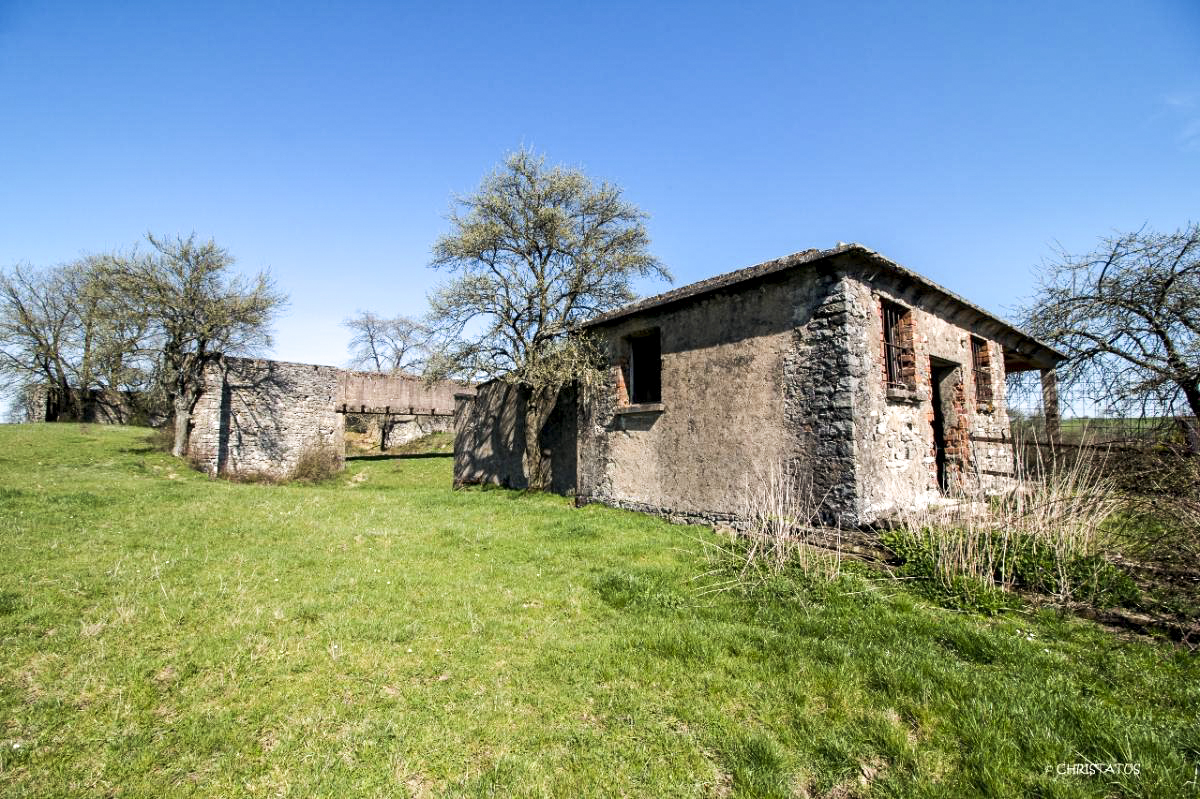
[453,253,1023,529]
[188,357,344,478]
[22,386,146,425]
[22,385,49,422]
[848,269,1016,521]
[370,413,454,449]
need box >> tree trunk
[1180,382,1200,456]
[171,394,191,458]
[522,385,555,491]
[56,371,81,421]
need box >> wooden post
[1040,368,1061,446]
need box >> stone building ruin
[23,385,154,425]
[454,243,1064,527]
[187,356,473,479]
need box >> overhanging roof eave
[576,243,1066,366]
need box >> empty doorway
[929,358,963,493]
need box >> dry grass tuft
[289,443,343,483]
[702,459,841,591]
[887,444,1131,605]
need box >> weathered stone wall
[22,386,49,422]
[789,271,870,526]
[848,267,1015,520]
[23,386,147,425]
[454,381,576,494]
[455,385,522,488]
[578,266,840,526]
[188,357,345,478]
[188,358,473,477]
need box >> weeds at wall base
[880,528,1138,614]
[696,458,849,600]
[178,442,344,484]
[143,425,175,454]
[878,442,1144,615]
[288,444,343,483]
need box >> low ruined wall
[24,386,147,425]
[187,357,475,477]
[22,386,49,422]
[454,381,576,494]
[188,357,345,478]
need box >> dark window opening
[627,330,661,404]
[882,300,915,391]
[971,336,993,406]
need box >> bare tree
[0,256,149,420]
[1021,223,1200,450]
[343,311,428,373]
[71,255,156,404]
[425,149,670,488]
[113,234,286,456]
[0,263,81,418]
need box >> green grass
[1,424,1198,798]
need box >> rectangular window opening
[882,300,915,391]
[627,330,661,404]
[971,336,994,406]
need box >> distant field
[1,424,1197,798]
[1012,415,1195,445]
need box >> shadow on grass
[346,453,453,461]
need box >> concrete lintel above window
[885,386,924,404]
[614,402,665,415]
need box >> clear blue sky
[2,0,1198,367]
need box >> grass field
[1,424,1197,798]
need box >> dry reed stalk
[894,436,1123,601]
[735,458,841,582]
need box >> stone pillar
[1040,368,1061,445]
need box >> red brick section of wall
[946,377,972,489]
[926,393,938,487]
[896,312,917,388]
[924,374,973,490]
[972,337,995,408]
[613,359,630,406]
[920,368,973,491]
